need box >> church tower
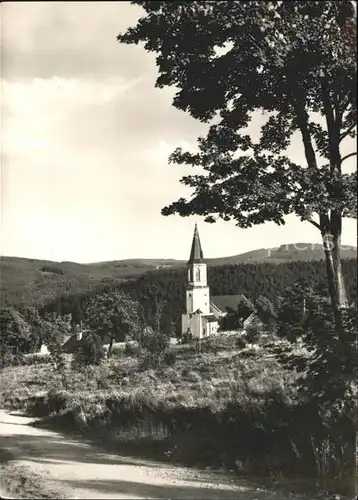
[186,224,210,314]
[182,224,213,339]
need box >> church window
[196,268,200,280]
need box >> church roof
[211,294,255,314]
[187,224,204,264]
[202,314,218,323]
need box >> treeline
[38,259,357,335]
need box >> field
[0,333,353,497]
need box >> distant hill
[1,242,356,308]
[205,243,357,265]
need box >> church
[181,224,255,339]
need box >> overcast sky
[1,1,356,263]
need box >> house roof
[210,294,254,313]
[243,311,263,327]
[202,314,218,323]
[62,334,80,353]
[62,334,72,345]
[187,224,204,264]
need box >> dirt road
[0,409,328,499]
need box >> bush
[236,336,247,349]
[40,265,64,275]
[72,333,106,367]
[163,349,176,366]
[245,324,261,344]
[22,353,52,366]
[0,352,24,368]
[139,333,176,371]
[124,341,140,357]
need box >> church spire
[187,223,204,264]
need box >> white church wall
[182,312,203,338]
[182,313,189,335]
[186,287,210,314]
[191,314,202,339]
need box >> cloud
[1,1,356,263]
[2,77,142,157]
[2,1,151,81]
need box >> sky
[1,1,357,264]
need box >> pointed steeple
[187,223,204,264]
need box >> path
[0,409,325,499]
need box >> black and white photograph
[0,1,357,499]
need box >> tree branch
[341,152,357,163]
[339,123,357,143]
[308,219,321,230]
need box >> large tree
[84,292,140,357]
[118,1,357,332]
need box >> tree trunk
[320,78,349,312]
[319,213,348,333]
[297,104,348,331]
[321,230,339,309]
[331,211,349,309]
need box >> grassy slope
[1,335,347,498]
[1,243,356,308]
[0,336,296,414]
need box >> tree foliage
[84,292,141,356]
[118,1,357,321]
[72,332,106,367]
[0,308,33,365]
[255,294,277,323]
[39,313,71,352]
[119,1,356,223]
[276,282,357,422]
[274,282,357,495]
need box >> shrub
[236,336,247,349]
[21,353,52,366]
[163,349,176,366]
[40,265,64,275]
[72,333,106,367]
[124,341,140,357]
[245,324,261,344]
[0,352,24,368]
[139,333,175,371]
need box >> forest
[38,259,357,336]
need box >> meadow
[0,333,353,497]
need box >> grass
[0,463,69,499]
[0,334,355,498]
[0,336,297,412]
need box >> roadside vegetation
[0,282,356,498]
